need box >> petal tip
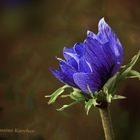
[99,17,105,23]
[87,30,92,35]
[98,17,107,28]
[49,67,57,73]
[87,30,97,39]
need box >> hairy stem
[99,106,115,140]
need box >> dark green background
[0,0,140,140]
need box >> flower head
[51,18,123,94]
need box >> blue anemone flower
[50,18,123,93]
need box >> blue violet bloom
[51,18,123,94]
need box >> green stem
[99,106,115,140]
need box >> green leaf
[70,88,85,101]
[57,88,85,111]
[61,94,70,98]
[61,88,85,101]
[119,50,140,81]
[103,73,119,95]
[128,70,140,80]
[103,86,109,95]
[85,98,97,115]
[57,100,82,111]
[112,95,126,100]
[106,94,112,103]
[45,85,69,104]
[102,87,112,103]
[85,99,93,115]
[87,85,94,98]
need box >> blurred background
[0,0,140,140]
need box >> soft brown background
[0,0,140,140]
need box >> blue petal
[59,61,76,85]
[84,37,116,84]
[63,47,78,61]
[59,61,75,72]
[101,42,122,75]
[101,42,115,63]
[87,30,97,39]
[84,37,111,73]
[67,57,78,70]
[50,68,64,82]
[63,47,74,54]
[63,43,86,71]
[74,43,85,57]
[50,61,77,87]
[78,57,92,73]
[63,47,79,70]
[73,72,101,93]
[97,18,123,67]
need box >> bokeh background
[0,0,140,140]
